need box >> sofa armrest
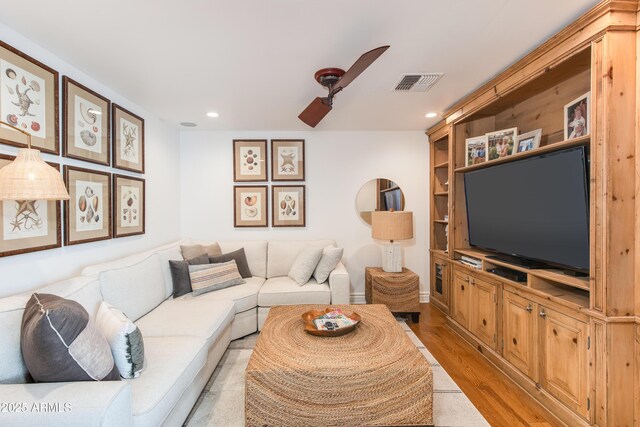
[0,381,131,427]
[328,262,350,304]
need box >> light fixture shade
[371,211,413,241]
[0,148,70,200]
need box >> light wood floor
[409,304,562,427]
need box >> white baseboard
[350,292,430,304]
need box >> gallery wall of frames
[0,40,145,258]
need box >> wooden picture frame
[0,40,59,154]
[0,154,61,257]
[271,139,305,181]
[234,185,268,227]
[113,174,145,238]
[465,135,487,166]
[516,129,542,153]
[112,104,145,173]
[233,139,268,182]
[62,76,111,166]
[564,92,590,140]
[486,127,518,161]
[272,185,305,227]
[64,166,112,245]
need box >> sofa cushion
[288,246,323,285]
[190,261,245,296]
[155,245,188,299]
[180,243,222,260]
[209,248,252,278]
[177,276,264,313]
[96,302,145,379]
[217,241,267,278]
[313,246,344,284]
[169,254,210,298]
[267,240,335,278]
[258,276,331,307]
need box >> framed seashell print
[113,174,145,238]
[234,185,268,227]
[64,166,112,245]
[112,104,144,173]
[271,139,305,181]
[62,76,111,166]
[0,40,59,154]
[0,154,61,257]
[233,139,268,182]
[272,185,305,227]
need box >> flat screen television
[463,146,590,273]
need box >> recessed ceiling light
[425,112,438,118]
[180,122,197,127]
[206,112,219,118]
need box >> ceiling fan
[298,45,390,128]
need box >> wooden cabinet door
[451,271,470,328]
[539,307,589,419]
[503,291,537,380]
[469,277,497,349]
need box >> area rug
[184,321,489,427]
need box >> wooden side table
[365,267,420,322]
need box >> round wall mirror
[356,178,406,225]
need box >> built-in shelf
[379,186,400,194]
[433,220,449,224]
[434,191,449,197]
[434,161,449,169]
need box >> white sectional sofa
[0,238,349,427]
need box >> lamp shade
[0,148,70,200]
[371,211,413,241]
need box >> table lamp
[371,210,413,273]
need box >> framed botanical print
[0,40,59,154]
[0,154,61,257]
[272,185,305,227]
[233,139,267,182]
[234,186,268,227]
[113,174,145,238]
[64,166,112,245]
[62,76,111,165]
[112,104,144,173]
[271,139,305,181]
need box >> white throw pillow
[313,246,344,284]
[288,247,324,285]
[96,301,145,379]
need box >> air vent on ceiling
[393,73,443,92]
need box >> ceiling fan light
[0,148,70,200]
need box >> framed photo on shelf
[112,104,145,173]
[0,154,61,257]
[63,76,111,165]
[0,40,59,154]
[234,185,268,227]
[64,166,112,245]
[564,92,590,140]
[272,185,305,227]
[516,129,542,153]
[486,128,517,161]
[233,139,267,182]
[271,139,305,181]
[113,174,145,238]
[465,135,487,166]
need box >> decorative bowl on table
[301,307,361,337]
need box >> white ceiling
[0,0,599,131]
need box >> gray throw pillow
[169,254,210,297]
[21,293,120,383]
[209,248,252,278]
[189,260,246,296]
[313,246,344,284]
[288,247,324,285]
[180,243,222,260]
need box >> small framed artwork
[0,40,59,154]
[234,186,268,227]
[271,139,305,181]
[64,166,112,245]
[112,104,145,173]
[516,129,542,153]
[62,76,111,165]
[465,135,487,166]
[233,139,267,182]
[0,154,61,257]
[113,174,145,238]
[272,185,305,227]
[486,127,518,161]
[564,92,590,140]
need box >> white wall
[0,23,182,297]
[180,131,430,301]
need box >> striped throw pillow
[189,260,246,296]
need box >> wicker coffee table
[245,304,433,427]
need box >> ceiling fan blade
[298,97,332,127]
[331,45,389,94]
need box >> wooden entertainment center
[427,1,639,425]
